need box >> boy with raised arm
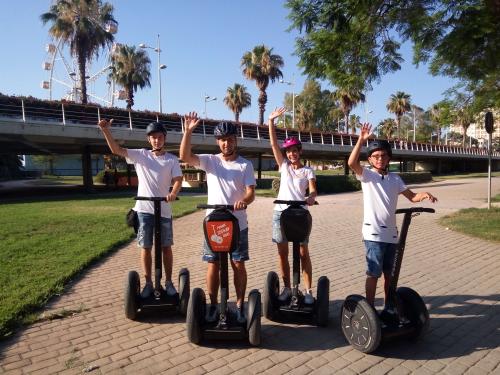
[348,124,437,307]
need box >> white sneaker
[141,282,154,298]
[278,287,292,302]
[165,280,177,296]
[304,289,314,305]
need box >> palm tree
[223,84,251,122]
[378,118,396,139]
[41,0,116,104]
[241,45,284,125]
[455,106,474,147]
[386,91,412,140]
[333,88,365,133]
[109,45,151,110]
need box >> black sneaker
[206,304,218,323]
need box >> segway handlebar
[273,200,319,206]
[135,196,179,201]
[395,207,435,214]
[197,204,239,210]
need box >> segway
[186,204,261,346]
[263,200,330,326]
[341,207,435,353]
[124,197,190,320]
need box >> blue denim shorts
[137,212,173,248]
[272,210,309,245]
[364,240,397,278]
[202,228,249,262]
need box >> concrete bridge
[1,97,499,188]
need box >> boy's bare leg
[141,248,152,284]
[162,246,173,282]
[365,276,378,307]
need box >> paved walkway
[1,177,499,374]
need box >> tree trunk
[396,115,401,140]
[235,112,240,122]
[258,89,267,126]
[344,112,349,133]
[78,51,87,104]
[127,88,134,110]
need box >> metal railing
[1,99,498,157]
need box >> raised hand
[183,112,200,132]
[98,118,113,130]
[269,107,286,123]
[359,123,372,142]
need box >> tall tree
[241,45,284,125]
[284,80,337,131]
[333,87,365,133]
[286,1,500,108]
[223,84,251,122]
[41,0,117,104]
[109,45,151,110]
[430,104,442,144]
[454,105,475,147]
[387,91,411,140]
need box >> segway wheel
[315,276,330,327]
[341,294,381,353]
[397,287,430,340]
[263,271,279,320]
[186,287,205,344]
[124,271,140,320]
[178,268,190,316]
[247,289,261,346]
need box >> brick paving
[1,177,499,374]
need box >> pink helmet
[281,136,302,150]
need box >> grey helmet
[214,122,237,139]
[367,140,392,158]
[146,121,166,135]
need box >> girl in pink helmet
[268,107,318,304]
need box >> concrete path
[1,177,499,374]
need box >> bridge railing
[1,98,498,157]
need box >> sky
[0,1,458,129]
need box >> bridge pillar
[257,153,262,182]
[343,157,348,176]
[82,146,94,192]
[437,159,442,174]
[127,164,132,186]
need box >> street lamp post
[280,76,295,129]
[139,34,166,113]
[411,105,417,142]
[204,94,217,119]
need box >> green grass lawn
[0,194,206,338]
[439,207,500,242]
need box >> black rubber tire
[340,294,381,353]
[263,271,279,320]
[178,268,190,316]
[315,276,330,327]
[186,288,205,344]
[124,271,140,320]
[397,286,430,340]
[247,289,261,346]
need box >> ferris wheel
[41,21,126,106]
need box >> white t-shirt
[198,154,256,230]
[356,168,407,243]
[275,160,315,211]
[126,149,182,218]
